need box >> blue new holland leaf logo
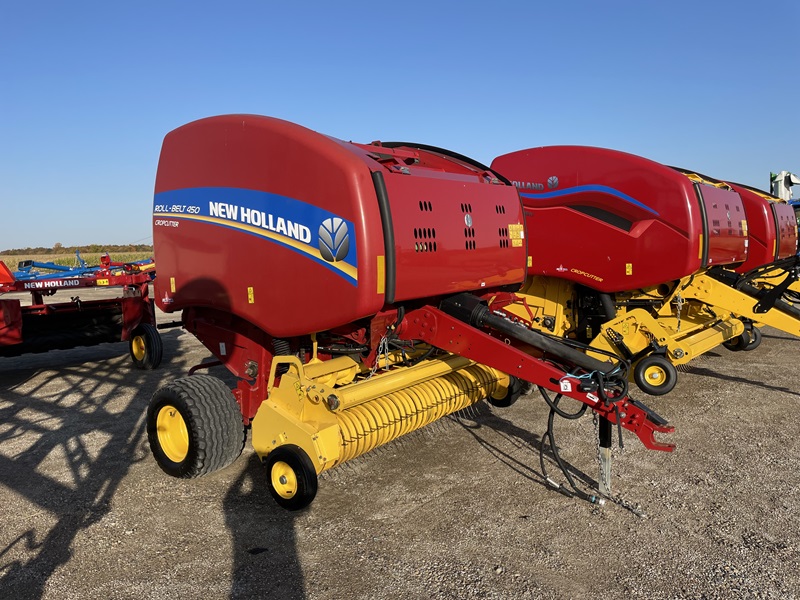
[318,217,350,262]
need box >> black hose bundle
[537,390,604,505]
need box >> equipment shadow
[687,366,800,398]
[223,454,306,600]
[449,399,599,495]
[760,332,798,342]
[0,337,180,599]
[0,331,307,600]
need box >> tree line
[0,243,154,255]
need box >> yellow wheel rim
[156,405,189,462]
[271,461,298,499]
[132,335,146,361]
[644,364,667,386]
[490,374,512,400]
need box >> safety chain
[672,293,685,332]
[593,413,647,518]
[367,335,391,380]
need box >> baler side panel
[152,115,386,338]
[491,146,707,292]
[521,203,698,291]
[726,183,799,269]
[729,184,775,272]
[774,203,798,259]
[381,172,526,301]
[696,185,748,267]
[492,146,750,291]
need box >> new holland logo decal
[318,218,350,262]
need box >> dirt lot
[1,290,799,599]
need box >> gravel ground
[1,289,799,599]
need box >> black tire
[742,327,762,351]
[633,355,678,396]
[487,375,525,408]
[723,333,747,351]
[264,445,318,511]
[146,375,245,478]
[130,323,163,369]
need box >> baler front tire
[264,445,318,511]
[633,355,678,396]
[130,323,163,369]
[147,375,245,478]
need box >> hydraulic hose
[440,293,616,375]
[538,395,603,505]
[599,293,617,320]
[538,386,588,420]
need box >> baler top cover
[153,115,526,337]
[725,182,798,271]
[491,146,749,293]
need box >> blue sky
[1,1,798,250]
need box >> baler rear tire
[487,375,525,408]
[264,445,318,511]
[633,355,678,396]
[130,323,163,369]
[147,375,245,479]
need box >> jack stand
[598,416,612,497]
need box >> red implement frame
[187,297,675,450]
[0,262,155,358]
[395,306,674,452]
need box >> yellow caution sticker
[527,256,532,268]
[508,223,524,239]
[512,239,523,247]
[170,277,176,293]
[625,263,632,276]
[97,279,109,286]
[377,255,385,295]
[248,287,255,304]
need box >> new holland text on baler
[0,256,162,367]
[147,115,674,510]
[487,147,799,395]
